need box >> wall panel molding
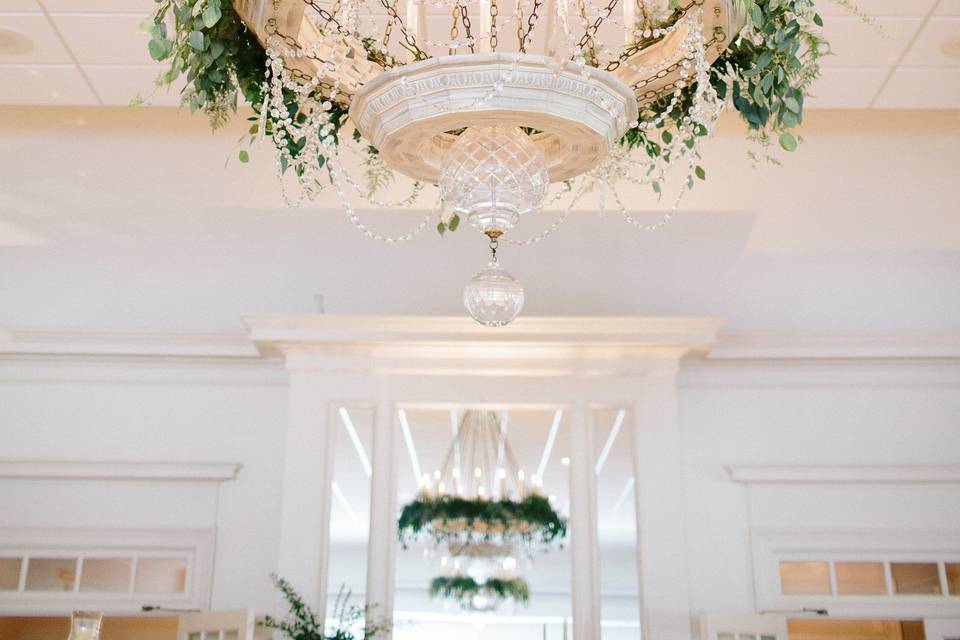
[0,460,242,482]
[727,465,960,485]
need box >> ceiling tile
[901,17,960,66]
[817,0,937,16]
[50,13,153,65]
[935,0,960,16]
[0,14,72,63]
[39,0,154,12]
[0,1,42,11]
[873,67,960,107]
[820,16,923,67]
[83,64,184,106]
[0,64,97,104]
[805,67,889,108]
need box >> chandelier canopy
[146,0,853,324]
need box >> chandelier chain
[521,0,544,52]
[489,0,499,50]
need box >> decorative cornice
[710,333,960,360]
[242,315,724,375]
[0,460,242,482]
[3,323,959,367]
[727,465,960,485]
[244,315,723,350]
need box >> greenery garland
[429,575,531,608]
[143,0,866,214]
[260,575,389,640]
[397,494,567,549]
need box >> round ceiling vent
[0,27,33,55]
[941,36,960,59]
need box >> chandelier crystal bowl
[440,125,549,235]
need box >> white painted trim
[0,329,259,358]
[711,333,960,360]
[727,465,960,485]
[4,324,960,365]
[0,527,215,615]
[751,529,960,618]
[0,460,242,482]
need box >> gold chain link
[382,0,399,47]
[450,3,460,53]
[520,0,543,52]
[460,2,475,52]
[489,0,499,51]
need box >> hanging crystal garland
[248,0,742,325]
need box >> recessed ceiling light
[560,457,570,466]
[942,37,960,59]
[0,27,33,55]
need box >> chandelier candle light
[145,0,865,325]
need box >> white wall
[3,345,958,626]
[0,358,290,613]
[680,361,960,615]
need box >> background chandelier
[146,0,855,325]
[396,410,566,608]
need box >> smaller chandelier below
[439,126,549,236]
[463,259,525,328]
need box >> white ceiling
[0,0,959,108]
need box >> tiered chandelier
[397,410,566,610]
[148,0,843,324]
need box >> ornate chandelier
[396,410,566,609]
[146,0,853,324]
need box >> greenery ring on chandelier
[398,493,567,550]
[429,575,531,610]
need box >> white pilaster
[366,399,399,633]
[632,366,691,639]
[569,399,601,640]
[276,370,337,626]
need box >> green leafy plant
[428,575,531,608]
[397,494,567,549]
[261,575,388,640]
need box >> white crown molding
[710,333,960,360]
[0,460,242,482]
[0,329,260,358]
[2,323,959,367]
[727,465,960,485]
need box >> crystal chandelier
[223,0,744,324]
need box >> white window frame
[752,529,960,618]
[0,527,215,615]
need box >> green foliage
[428,575,531,607]
[143,0,267,128]
[397,494,567,548]
[260,575,388,640]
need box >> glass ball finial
[463,259,525,327]
[439,125,549,235]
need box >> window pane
[835,562,886,595]
[25,557,78,591]
[0,558,21,590]
[134,558,187,593]
[891,562,941,595]
[945,563,959,596]
[780,561,831,595]
[80,558,132,592]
